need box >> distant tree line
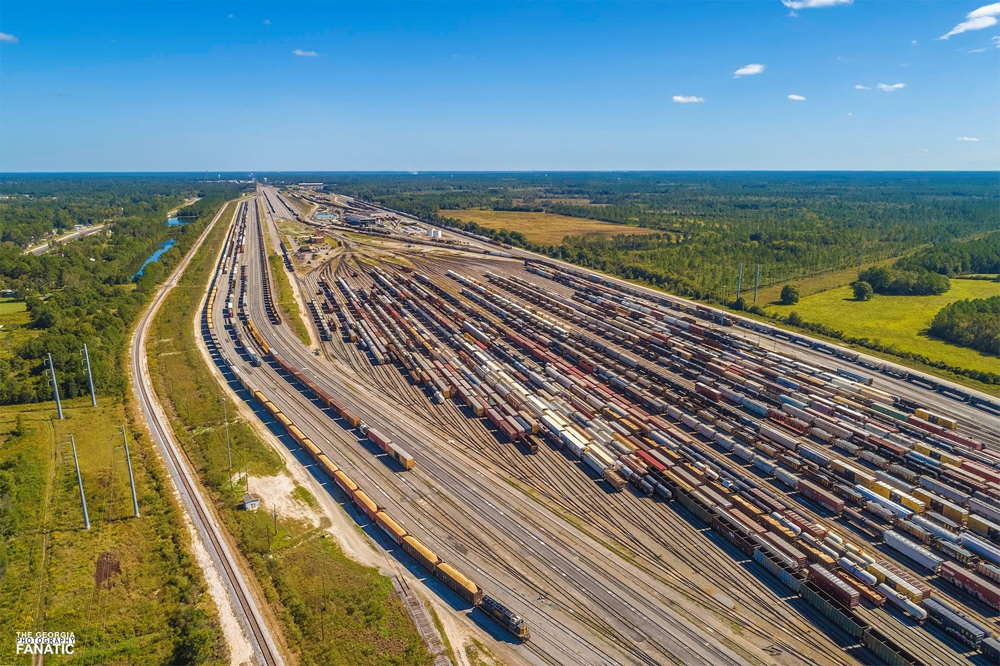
[894,232,1000,277]
[306,172,998,303]
[928,296,1000,356]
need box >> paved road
[25,224,107,255]
[129,199,283,666]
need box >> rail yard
[203,186,1000,666]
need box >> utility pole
[221,398,233,490]
[736,264,743,303]
[82,344,97,407]
[66,435,90,530]
[48,353,64,420]
[120,426,140,518]
[753,264,761,304]
[273,509,278,536]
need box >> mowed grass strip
[0,397,227,665]
[441,209,657,245]
[148,200,431,666]
[766,279,1000,375]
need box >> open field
[0,397,226,665]
[0,298,33,361]
[147,199,430,666]
[766,278,1000,375]
[0,298,27,315]
[440,209,657,245]
[755,256,902,306]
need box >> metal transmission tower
[118,425,140,518]
[82,344,97,407]
[63,435,90,530]
[47,353,64,419]
[735,264,744,302]
[753,264,761,304]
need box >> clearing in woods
[0,398,227,665]
[440,209,658,245]
[765,278,1000,375]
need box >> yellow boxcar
[375,511,407,545]
[302,438,321,460]
[401,535,440,574]
[333,470,357,496]
[387,443,415,471]
[317,454,337,476]
[351,490,379,520]
[435,562,483,606]
[288,425,305,445]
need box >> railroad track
[230,188,995,665]
[130,198,282,666]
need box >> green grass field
[0,397,227,665]
[440,209,657,245]
[766,279,1000,375]
[0,298,34,361]
[267,252,312,346]
[148,201,431,666]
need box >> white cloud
[787,94,807,101]
[940,3,1000,39]
[912,39,918,45]
[877,82,906,92]
[781,0,852,9]
[734,63,766,78]
[263,18,271,25]
[855,84,871,90]
[970,2,1000,18]
[673,95,705,103]
[228,13,234,19]
[292,49,318,57]
[918,148,929,152]
[0,32,18,44]
[957,136,980,141]
[994,35,1000,48]
[969,47,988,52]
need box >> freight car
[922,597,989,649]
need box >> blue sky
[1,1,998,171]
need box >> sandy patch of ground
[242,473,318,528]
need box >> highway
[200,186,1000,665]
[25,223,107,255]
[130,198,283,666]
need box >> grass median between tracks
[267,252,312,347]
[0,397,227,665]
[147,200,431,666]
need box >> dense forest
[283,172,999,305]
[0,176,244,405]
[0,175,217,248]
[895,232,1000,277]
[929,296,1000,356]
